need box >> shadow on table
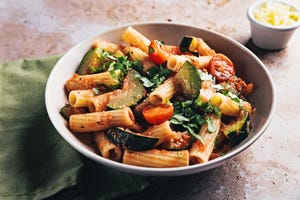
[244,39,282,58]
[139,165,231,200]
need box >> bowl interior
[45,23,275,176]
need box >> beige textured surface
[1,0,300,199]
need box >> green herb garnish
[170,100,206,144]
[90,50,143,78]
[206,117,217,133]
[135,65,171,91]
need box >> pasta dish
[61,26,254,168]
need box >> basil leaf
[170,100,206,144]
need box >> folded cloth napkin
[0,55,160,200]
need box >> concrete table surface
[1,0,299,199]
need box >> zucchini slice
[106,127,159,151]
[179,36,193,53]
[107,69,146,109]
[179,36,199,56]
[77,47,102,75]
[60,104,86,120]
[222,110,250,145]
[174,61,201,99]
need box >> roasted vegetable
[179,36,194,53]
[174,61,201,99]
[106,127,159,151]
[170,100,206,144]
[77,47,103,75]
[107,69,146,109]
[160,132,192,150]
[222,110,250,145]
[142,104,174,125]
[179,36,215,56]
[60,104,86,120]
[208,53,235,82]
[148,40,169,65]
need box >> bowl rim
[45,22,276,176]
[247,0,300,31]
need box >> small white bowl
[247,0,300,50]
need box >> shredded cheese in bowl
[253,1,299,27]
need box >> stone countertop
[1,0,300,199]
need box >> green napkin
[0,55,159,200]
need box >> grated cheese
[253,1,299,26]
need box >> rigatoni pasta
[65,70,121,92]
[69,89,95,108]
[69,107,135,132]
[61,26,254,168]
[92,40,121,53]
[123,149,189,167]
[186,36,216,56]
[167,55,189,72]
[143,121,179,146]
[94,131,122,161]
[149,77,175,105]
[122,26,150,53]
[189,114,221,164]
[123,46,154,71]
[210,92,241,117]
[185,55,212,69]
[167,55,212,72]
[88,90,122,112]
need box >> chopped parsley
[170,98,221,144]
[170,100,206,144]
[135,65,171,91]
[90,50,143,79]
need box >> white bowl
[45,22,276,176]
[247,0,300,50]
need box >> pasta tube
[167,55,212,72]
[149,77,175,105]
[69,107,135,132]
[69,89,95,108]
[210,93,240,117]
[123,46,154,72]
[65,70,121,92]
[167,55,189,72]
[94,131,122,161]
[189,114,221,164]
[88,90,122,112]
[143,121,179,146]
[122,26,150,53]
[92,40,121,53]
[123,149,189,167]
[185,55,212,69]
[189,37,215,56]
[198,80,216,103]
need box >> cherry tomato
[148,40,170,65]
[208,53,235,82]
[142,104,174,124]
